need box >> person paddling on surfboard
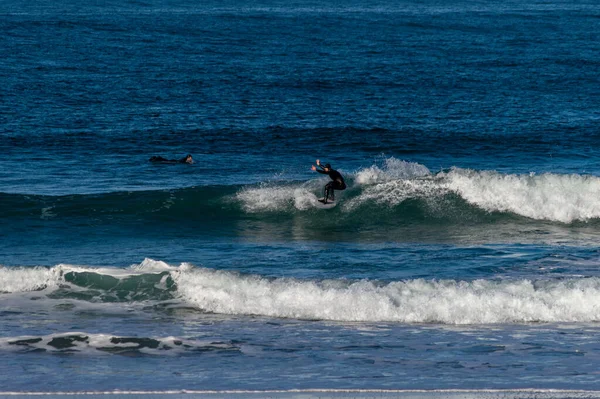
[311,159,346,204]
[149,154,194,164]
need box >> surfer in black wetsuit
[311,159,346,204]
[149,154,194,164]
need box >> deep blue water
[2,0,600,394]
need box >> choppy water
[2,0,600,395]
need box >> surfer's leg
[325,182,334,202]
[320,185,328,203]
[327,181,345,202]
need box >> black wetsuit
[149,156,189,164]
[316,166,346,202]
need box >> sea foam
[236,158,433,212]
[441,168,600,223]
[236,183,325,212]
[343,159,600,222]
[0,266,58,293]
[6,260,600,324]
[174,267,600,324]
[0,332,237,355]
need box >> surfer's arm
[312,160,329,174]
[315,159,329,170]
[316,160,328,171]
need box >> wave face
[0,259,179,301]
[4,259,600,325]
[440,169,600,223]
[0,158,600,252]
[7,158,600,223]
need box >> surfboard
[316,198,337,209]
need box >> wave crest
[235,159,600,223]
[442,168,600,223]
[175,267,600,324]
[4,260,600,324]
[3,160,600,225]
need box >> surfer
[311,159,346,204]
[149,154,194,164]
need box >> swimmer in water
[149,154,193,164]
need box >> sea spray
[235,184,322,212]
[354,158,432,185]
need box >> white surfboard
[316,198,337,209]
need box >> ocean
[2,0,600,396]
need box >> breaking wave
[4,259,600,325]
[4,158,600,224]
[237,159,600,224]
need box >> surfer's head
[324,163,331,171]
[184,154,193,164]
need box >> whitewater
[236,158,600,224]
[3,259,600,325]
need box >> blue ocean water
[2,0,600,394]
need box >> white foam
[131,258,179,273]
[347,160,600,222]
[0,266,58,293]
[236,183,324,212]
[355,158,431,185]
[343,157,438,211]
[344,177,443,211]
[174,268,600,324]
[7,260,600,325]
[0,332,231,356]
[55,259,180,278]
[441,168,600,223]
[236,158,432,212]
